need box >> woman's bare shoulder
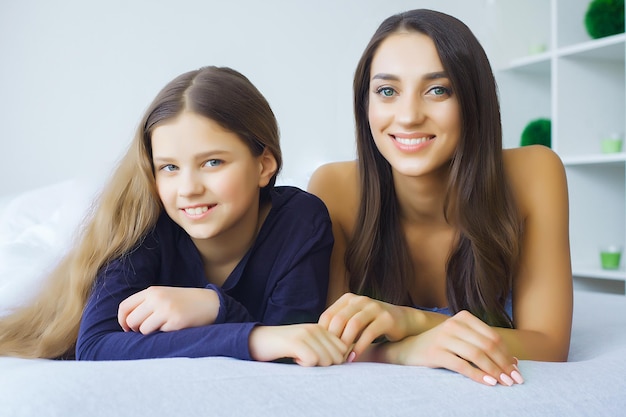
[307,161,359,202]
[307,160,360,233]
[503,145,568,215]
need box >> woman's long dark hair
[347,9,521,328]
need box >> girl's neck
[192,200,272,286]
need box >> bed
[1,180,625,417]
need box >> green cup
[601,135,623,153]
[600,245,622,270]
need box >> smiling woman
[0,66,349,367]
[309,8,572,387]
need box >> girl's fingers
[137,311,169,335]
[117,292,146,332]
[123,302,154,333]
[292,327,348,367]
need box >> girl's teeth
[184,206,209,215]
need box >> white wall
[0,0,491,195]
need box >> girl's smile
[151,111,270,245]
[181,204,216,219]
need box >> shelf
[573,265,626,281]
[557,34,626,61]
[562,153,626,166]
[501,33,625,72]
[495,0,626,295]
[504,53,551,73]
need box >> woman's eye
[204,159,223,167]
[376,87,396,97]
[428,86,451,97]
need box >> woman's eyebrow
[371,71,449,81]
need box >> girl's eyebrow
[371,71,449,81]
[152,150,229,163]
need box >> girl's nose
[178,170,204,197]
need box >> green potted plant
[585,0,625,39]
[520,118,551,148]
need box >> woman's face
[367,31,461,178]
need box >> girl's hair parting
[0,66,282,358]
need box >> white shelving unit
[491,0,626,294]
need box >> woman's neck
[392,167,451,225]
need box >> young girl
[0,66,348,366]
[309,9,573,385]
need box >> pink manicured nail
[511,370,525,384]
[500,373,514,386]
[483,375,498,386]
[347,351,356,363]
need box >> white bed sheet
[1,290,625,417]
[1,181,625,416]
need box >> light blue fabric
[414,294,514,319]
[0,291,624,417]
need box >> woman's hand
[382,310,524,386]
[319,293,421,358]
[249,323,350,367]
[118,286,220,334]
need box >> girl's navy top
[76,186,333,361]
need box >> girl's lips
[181,204,217,217]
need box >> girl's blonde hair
[0,66,281,358]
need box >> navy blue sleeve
[75,243,256,361]
[76,188,333,361]
[213,189,333,326]
[207,208,333,326]
[262,207,333,325]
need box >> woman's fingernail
[511,370,525,384]
[347,351,356,363]
[483,375,498,386]
[513,356,519,365]
[500,373,514,386]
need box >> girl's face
[368,31,461,178]
[151,112,276,242]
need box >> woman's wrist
[399,305,427,337]
[358,341,392,363]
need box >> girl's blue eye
[204,159,223,167]
[376,87,396,97]
[160,164,177,172]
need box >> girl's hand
[319,293,420,358]
[383,310,524,386]
[249,323,350,367]
[118,286,220,334]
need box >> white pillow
[0,179,100,315]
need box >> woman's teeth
[394,136,433,145]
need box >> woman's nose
[396,94,426,125]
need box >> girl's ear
[258,148,278,188]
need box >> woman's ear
[258,148,278,187]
